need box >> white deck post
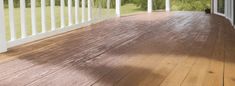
[9,0,16,40]
[20,0,27,38]
[82,0,85,23]
[60,0,65,27]
[31,0,37,35]
[68,0,72,25]
[107,0,111,15]
[51,0,56,30]
[148,0,152,13]
[0,0,7,53]
[88,0,92,21]
[98,0,102,18]
[166,0,170,12]
[41,0,46,33]
[75,0,79,24]
[116,0,121,17]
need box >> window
[217,0,225,13]
[234,0,235,24]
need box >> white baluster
[68,0,72,25]
[116,0,121,16]
[107,0,110,16]
[20,0,27,38]
[98,1,102,18]
[60,0,65,28]
[166,0,170,12]
[8,0,16,40]
[41,0,46,33]
[0,0,7,52]
[82,0,85,23]
[148,0,152,13]
[31,0,37,35]
[51,0,56,30]
[88,0,92,21]
[75,0,79,24]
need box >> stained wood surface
[0,12,235,86]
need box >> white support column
[60,0,65,28]
[68,0,72,25]
[75,0,79,24]
[0,0,7,53]
[20,0,27,38]
[148,0,152,13]
[82,0,85,23]
[51,0,56,30]
[166,0,170,12]
[214,0,217,13]
[41,0,46,33]
[116,0,121,17]
[31,0,37,35]
[88,0,92,21]
[9,0,16,40]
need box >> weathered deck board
[0,12,235,86]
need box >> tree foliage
[3,0,211,11]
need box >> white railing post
[68,0,72,25]
[75,0,79,24]
[98,0,102,18]
[166,0,170,12]
[51,0,56,30]
[82,0,85,23]
[20,0,27,38]
[116,0,121,17]
[60,0,65,28]
[107,0,111,16]
[41,0,46,33]
[148,0,152,13]
[88,0,92,21]
[9,0,16,40]
[31,0,37,35]
[0,0,7,53]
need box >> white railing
[0,0,121,53]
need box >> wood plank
[159,13,208,86]
[181,14,219,86]
[224,15,235,86]
[0,12,234,86]
[202,15,225,86]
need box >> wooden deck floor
[0,12,235,86]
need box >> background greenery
[3,0,211,11]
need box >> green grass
[4,4,143,41]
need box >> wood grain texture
[0,12,234,86]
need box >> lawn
[4,4,144,41]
